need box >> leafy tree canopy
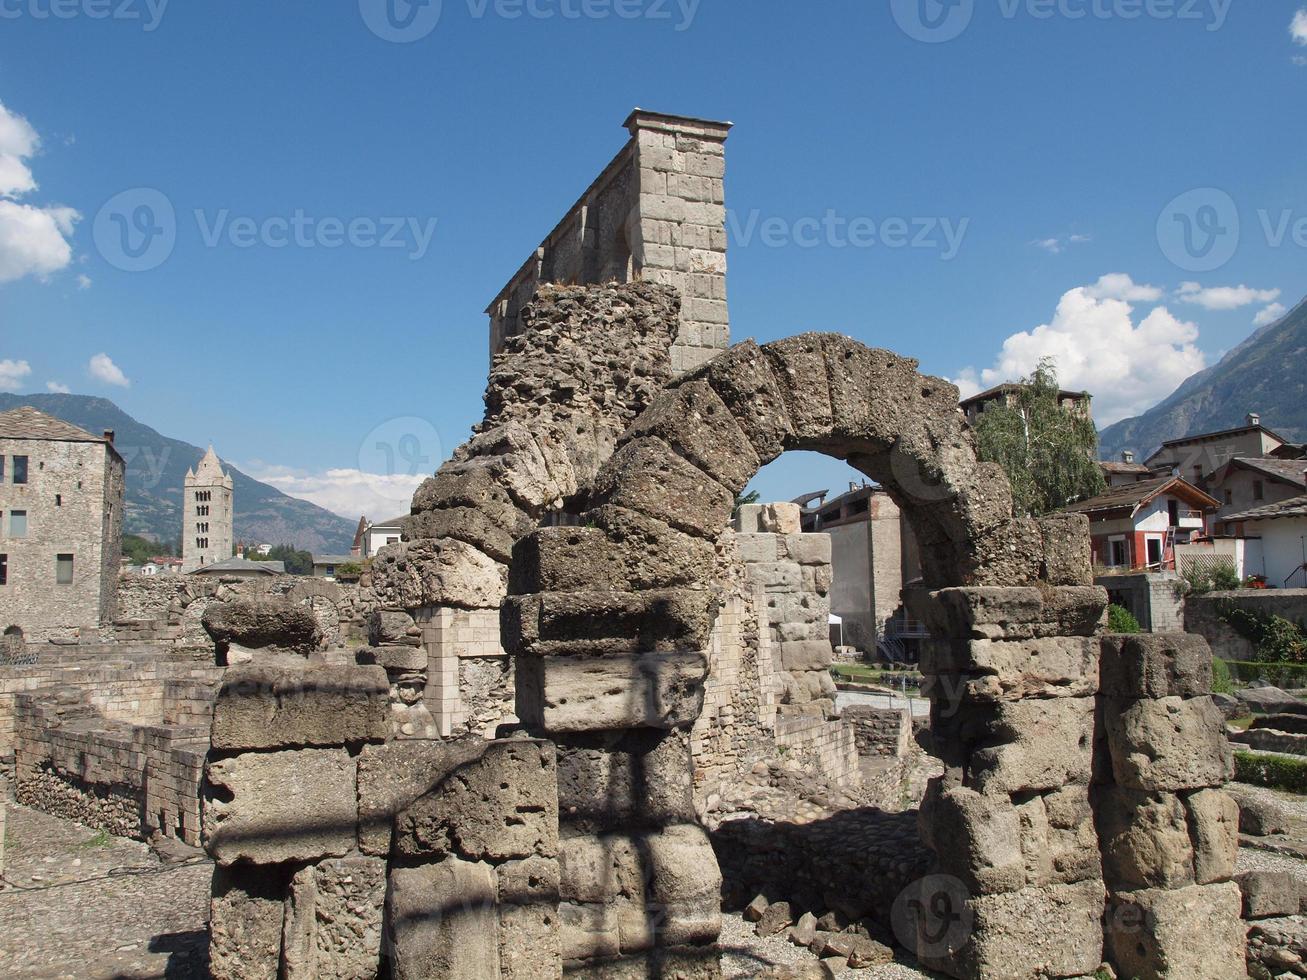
[972,358,1106,516]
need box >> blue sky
[2,0,1306,517]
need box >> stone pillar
[1097,633,1245,979]
[505,521,724,977]
[909,579,1109,980]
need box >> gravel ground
[0,802,210,979]
[719,911,944,979]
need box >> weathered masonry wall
[12,657,222,845]
[0,433,124,642]
[1097,570,1183,632]
[1185,588,1307,662]
[486,110,731,375]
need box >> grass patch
[1227,715,1255,732]
[1235,750,1307,794]
[80,828,112,849]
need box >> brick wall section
[773,712,859,781]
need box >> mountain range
[1098,296,1307,462]
[0,393,358,554]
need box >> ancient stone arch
[500,333,1245,979]
[201,318,1242,980]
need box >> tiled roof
[1062,476,1219,515]
[1224,494,1307,522]
[1228,457,1307,487]
[0,406,105,443]
[189,557,284,576]
[1100,461,1152,475]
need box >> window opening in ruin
[0,554,6,585]
[12,455,27,484]
[9,510,27,537]
[55,553,73,585]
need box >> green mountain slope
[0,393,357,554]
[1099,296,1307,461]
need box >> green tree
[972,358,1106,516]
[121,534,161,565]
[249,544,314,576]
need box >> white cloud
[241,463,424,521]
[0,358,31,392]
[1292,9,1307,45]
[76,274,91,290]
[1031,233,1091,255]
[1175,282,1280,310]
[1083,273,1164,303]
[0,101,78,284]
[1254,302,1287,327]
[954,278,1207,426]
[88,352,129,387]
[45,380,70,393]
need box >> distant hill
[0,393,357,554]
[1099,296,1307,461]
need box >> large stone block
[510,527,624,595]
[393,738,558,862]
[357,739,485,855]
[1105,881,1245,980]
[919,780,1025,895]
[778,639,833,671]
[498,855,562,906]
[405,502,533,564]
[906,586,1107,641]
[762,334,835,440]
[209,864,288,980]
[920,636,1099,701]
[559,946,723,979]
[644,824,722,948]
[558,901,620,961]
[203,597,322,654]
[1017,785,1101,887]
[932,697,1094,794]
[516,651,708,733]
[1037,513,1093,586]
[282,855,386,980]
[502,589,717,657]
[210,663,389,752]
[1103,696,1233,791]
[555,729,695,833]
[387,858,500,980]
[500,901,563,980]
[366,608,420,646]
[204,748,357,865]
[781,532,831,566]
[1237,870,1301,919]
[918,878,1105,980]
[968,517,1045,588]
[1095,787,1195,891]
[591,437,734,540]
[1099,632,1213,699]
[1183,787,1238,884]
[689,338,795,462]
[731,532,778,563]
[587,505,717,591]
[623,378,760,493]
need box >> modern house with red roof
[1062,475,1220,572]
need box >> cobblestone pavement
[0,803,210,979]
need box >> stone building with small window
[181,446,234,573]
[0,407,125,641]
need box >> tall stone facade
[181,445,234,573]
[487,110,731,376]
[0,407,124,642]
